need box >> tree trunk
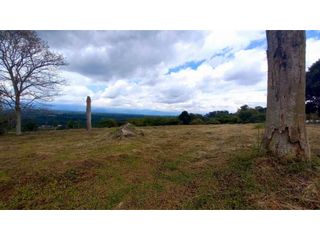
[263,30,310,160]
[15,106,22,135]
[86,96,92,131]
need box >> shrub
[55,125,65,130]
[178,111,191,125]
[22,121,38,132]
[98,118,118,128]
[207,119,220,124]
[190,118,204,125]
[0,121,7,135]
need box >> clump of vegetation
[22,121,38,132]
[306,58,320,118]
[0,109,15,135]
[190,118,204,125]
[67,120,81,129]
[0,111,7,135]
[178,111,192,124]
[128,116,179,126]
[98,118,118,128]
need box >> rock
[113,123,144,139]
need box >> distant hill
[21,109,175,128]
[46,103,178,116]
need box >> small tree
[178,111,191,125]
[0,31,66,135]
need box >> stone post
[86,96,92,131]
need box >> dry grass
[0,124,319,209]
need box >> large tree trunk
[263,30,310,160]
[15,106,22,135]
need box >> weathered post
[263,30,310,160]
[86,96,92,131]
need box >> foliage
[22,121,38,132]
[306,59,320,116]
[178,111,192,124]
[98,118,118,128]
[0,108,15,135]
[67,120,81,129]
[128,116,179,126]
[236,105,266,123]
[205,110,229,118]
[190,118,204,125]
[0,117,7,135]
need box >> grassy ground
[0,124,319,209]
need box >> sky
[38,30,320,115]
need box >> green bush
[128,117,179,126]
[207,119,220,124]
[190,118,204,125]
[0,121,7,135]
[55,125,65,130]
[22,121,38,132]
[98,118,118,128]
[66,120,81,129]
[178,111,191,125]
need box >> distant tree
[237,105,266,123]
[0,102,7,134]
[0,31,66,135]
[190,118,204,125]
[306,59,320,116]
[240,105,249,111]
[205,110,229,118]
[254,106,266,113]
[189,113,204,121]
[237,105,252,123]
[67,120,75,129]
[178,111,191,124]
[22,121,38,132]
[99,118,118,128]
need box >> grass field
[0,124,319,209]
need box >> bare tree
[263,30,310,160]
[0,31,66,135]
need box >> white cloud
[306,37,320,68]
[41,31,319,114]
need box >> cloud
[223,48,267,85]
[306,37,320,68]
[39,31,206,81]
[37,31,319,114]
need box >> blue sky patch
[306,30,320,39]
[245,39,266,50]
[167,59,206,74]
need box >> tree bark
[15,106,22,135]
[263,30,310,160]
[86,96,92,131]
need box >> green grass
[0,124,320,209]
